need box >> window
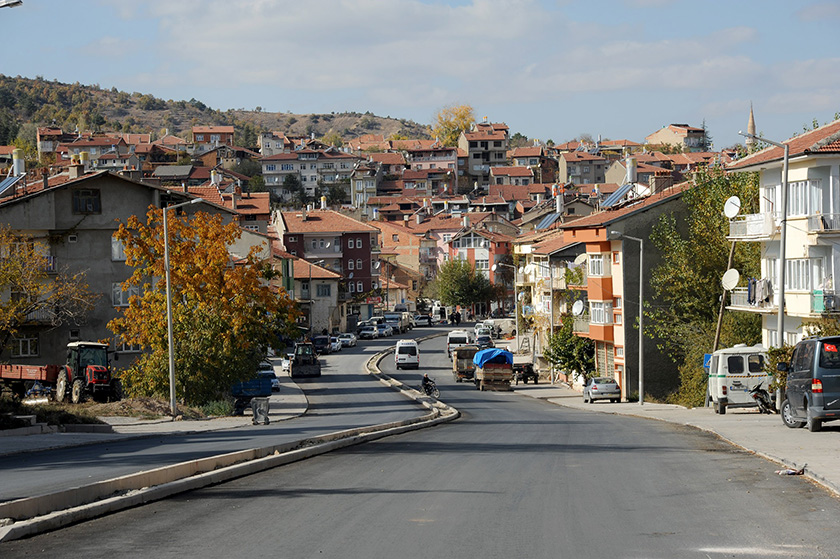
[357,237,363,248]
[195,134,204,142]
[281,163,294,171]
[589,254,604,276]
[392,234,399,242]
[788,179,822,217]
[357,281,363,292]
[349,282,355,293]
[117,340,142,353]
[11,335,38,357]
[785,258,823,291]
[614,297,622,309]
[319,239,325,249]
[112,283,140,307]
[590,301,613,324]
[288,236,297,243]
[348,238,355,249]
[311,239,317,250]
[613,252,620,264]
[265,164,276,172]
[614,312,622,324]
[73,189,101,214]
[349,260,355,270]
[476,259,489,270]
[616,347,624,358]
[317,284,331,297]
[442,234,452,243]
[111,237,126,261]
[356,259,362,270]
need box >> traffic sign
[703,353,712,370]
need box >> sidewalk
[0,376,308,457]
[513,381,840,495]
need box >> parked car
[337,332,357,347]
[376,323,394,337]
[476,334,494,349]
[358,325,379,340]
[583,377,621,403]
[778,336,840,432]
[414,314,433,327]
[329,337,342,352]
[257,361,280,392]
[312,335,331,354]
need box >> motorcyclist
[421,373,433,394]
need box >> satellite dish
[518,267,525,274]
[348,272,354,279]
[524,264,535,275]
[374,261,381,269]
[574,253,588,266]
[325,241,331,248]
[721,268,740,291]
[723,196,742,219]
[572,300,584,316]
[517,291,525,302]
[491,264,499,272]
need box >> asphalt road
[5,333,840,558]
[0,331,429,503]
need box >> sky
[2,0,839,149]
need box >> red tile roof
[489,183,551,201]
[222,191,271,215]
[292,258,341,280]
[561,152,605,162]
[490,166,533,177]
[728,119,840,170]
[193,126,234,134]
[369,152,406,165]
[280,209,379,233]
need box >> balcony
[573,316,590,334]
[728,286,775,313]
[728,212,777,240]
[813,290,840,314]
[807,214,840,234]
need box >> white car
[337,333,357,347]
[329,337,342,352]
[257,361,280,392]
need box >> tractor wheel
[111,379,123,402]
[54,371,68,402]
[71,379,85,404]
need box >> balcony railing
[813,290,840,314]
[728,212,777,239]
[729,286,775,311]
[807,214,840,233]
[573,316,590,334]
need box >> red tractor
[53,342,122,404]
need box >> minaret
[745,103,756,148]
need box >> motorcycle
[749,381,775,414]
[420,377,440,398]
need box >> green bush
[199,399,234,417]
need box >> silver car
[583,377,621,403]
[337,333,357,347]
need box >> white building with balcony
[727,119,840,347]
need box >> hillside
[0,75,431,148]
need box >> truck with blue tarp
[473,348,514,391]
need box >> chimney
[68,163,84,180]
[42,168,48,190]
[650,170,674,194]
[404,214,409,224]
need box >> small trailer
[452,345,479,382]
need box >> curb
[0,335,458,543]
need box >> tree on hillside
[109,208,299,406]
[0,227,98,359]
[322,130,343,147]
[432,105,475,147]
[648,166,762,405]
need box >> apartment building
[726,119,840,347]
[458,120,510,187]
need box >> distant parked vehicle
[337,333,357,347]
[329,337,342,352]
[312,335,331,354]
[583,377,620,403]
[257,361,280,392]
[377,323,394,337]
[414,314,433,327]
[358,325,379,340]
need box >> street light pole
[163,197,203,417]
[739,131,789,347]
[610,231,644,405]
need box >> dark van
[778,336,840,432]
[312,335,331,355]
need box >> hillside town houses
[5,111,840,400]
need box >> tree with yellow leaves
[432,104,475,147]
[0,226,98,359]
[109,207,299,405]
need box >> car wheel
[807,408,822,432]
[719,402,726,415]
[781,399,805,429]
